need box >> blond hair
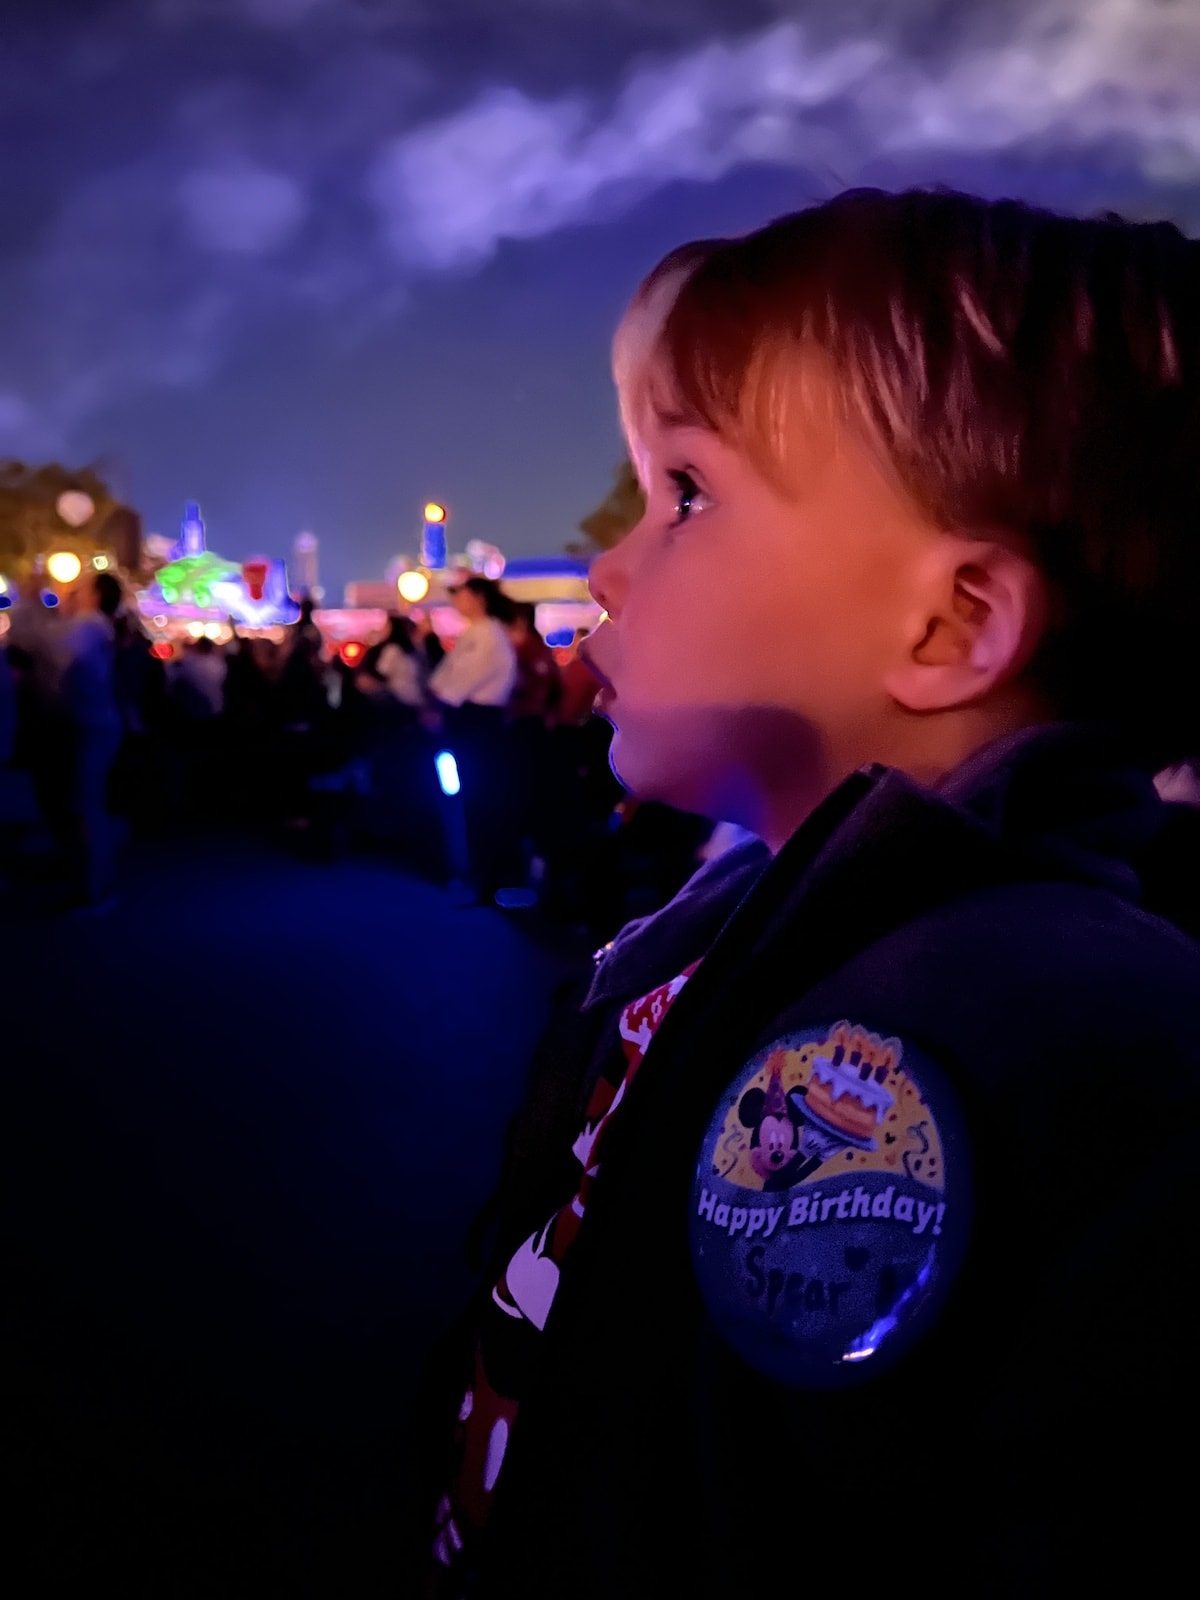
[615,189,1200,765]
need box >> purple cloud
[179,163,309,255]
[368,3,1200,267]
[3,0,1197,458]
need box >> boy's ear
[884,538,1050,713]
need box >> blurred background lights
[46,551,82,583]
[55,490,95,528]
[397,570,430,603]
[435,750,460,796]
[494,888,538,909]
[465,539,505,580]
[92,554,110,571]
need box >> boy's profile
[417,187,1200,1597]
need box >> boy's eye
[666,468,710,527]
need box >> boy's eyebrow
[658,418,716,447]
[650,397,709,431]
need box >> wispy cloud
[4,0,1198,455]
[370,0,1200,266]
[150,0,357,27]
[368,29,882,267]
[179,163,309,255]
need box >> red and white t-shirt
[432,963,698,1586]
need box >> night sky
[4,0,1199,600]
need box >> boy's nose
[588,543,627,620]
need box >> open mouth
[578,643,614,696]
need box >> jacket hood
[938,722,1167,902]
[587,722,1187,1010]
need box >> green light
[154,550,240,611]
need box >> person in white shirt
[428,578,517,710]
[429,576,522,903]
[360,615,429,711]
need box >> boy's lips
[578,642,614,695]
[578,642,617,715]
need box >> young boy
[418,188,1200,1595]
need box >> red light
[340,640,365,667]
[150,640,174,660]
[242,558,270,602]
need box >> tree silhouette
[573,458,645,554]
[0,460,143,576]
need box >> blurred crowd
[0,569,713,934]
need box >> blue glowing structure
[421,521,447,570]
[209,559,301,629]
[420,503,448,571]
[172,501,207,561]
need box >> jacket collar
[584,832,771,1010]
[938,722,1163,902]
[586,723,1167,1011]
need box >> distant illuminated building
[139,502,300,629]
[173,501,207,561]
[293,531,321,599]
[341,552,600,645]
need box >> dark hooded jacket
[420,725,1200,1596]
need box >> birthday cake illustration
[802,1042,896,1149]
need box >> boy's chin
[608,726,728,822]
[609,705,827,833]
[609,731,675,807]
